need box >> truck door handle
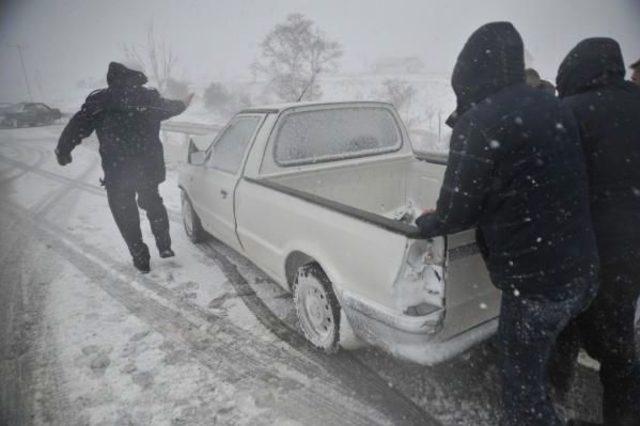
[220,189,228,199]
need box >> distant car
[1,102,62,128]
[0,103,12,115]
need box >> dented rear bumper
[339,289,498,365]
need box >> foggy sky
[1,0,639,104]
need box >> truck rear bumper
[339,289,498,365]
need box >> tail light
[393,237,445,316]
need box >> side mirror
[189,150,206,165]
[188,137,197,156]
[187,138,206,165]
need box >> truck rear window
[274,107,402,166]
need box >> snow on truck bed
[266,156,445,223]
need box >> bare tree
[424,104,437,130]
[254,14,342,102]
[380,79,417,125]
[122,21,177,94]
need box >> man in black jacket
[630,59,639,86]
[555,38,640,426]
[56,62,192,272]
[415,22,599,425]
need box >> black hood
[106,62,148,88]
[448,22,525,125]
[556,38,625,98]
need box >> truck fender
[281,242,345,296]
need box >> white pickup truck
[178,101,500,365]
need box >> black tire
[293,263,341,353]
[181,190,205,243]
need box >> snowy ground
[0,125,610,425]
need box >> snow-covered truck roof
[238,100,395,115]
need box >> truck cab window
[208,116,261,174]
[274,107,402,166]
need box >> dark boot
[130,242,150,273]
[159,248,175,258]
[151,216,172,256]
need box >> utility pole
[7,43,33,101]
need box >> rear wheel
[294,264,341,353]
[181,191,205,243]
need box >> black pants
[499,277,596,426]
[105,168,171,258]
[554,261,640,425]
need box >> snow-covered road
[0,126,605,425]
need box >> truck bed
[260,155,446,227]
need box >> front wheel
[294,264,341,353]
[181,191,205,243]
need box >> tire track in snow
[0,153,183,223]
[0,153,106,198]
[0,149,46,185]
[0,197,76,426]
[0,215,31,426]
[31,156,99,219]
[200,238,436,425]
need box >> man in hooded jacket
[555,38,640,426]
[414,22,599,425]
[56,62,192,272]
[630,59,639,86]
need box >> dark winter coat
[557,38,640,265]
[57,62,186,184]
[416,22,599,296]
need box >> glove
[415,210,438,238]
[55,148,72,166]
